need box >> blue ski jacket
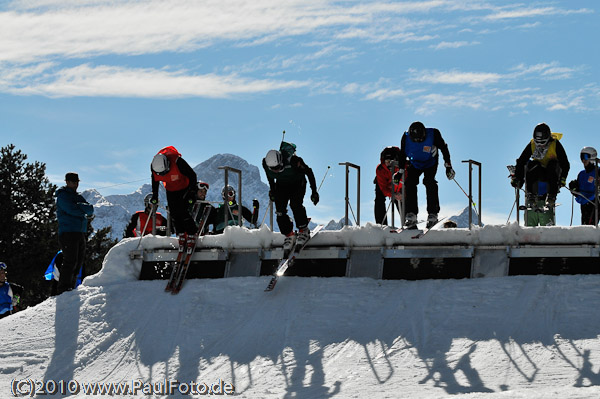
[0,282,13,315]
[56,186,94,234]
[575,166,599,205]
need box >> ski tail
[265,225,324,292]
[165,233,187,291]
[170,204,213,294]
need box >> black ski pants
[58,232,86,294]
[526,160,560,197]
[581,202,597,225]
[167,189,198,235]
[374,181,401,225]
[274,180,309,235]
[404,163,440,216]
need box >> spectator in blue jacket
[569,147,599,225]
[55,172,94,294]
[0,262,24,319]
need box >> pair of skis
[265,225,324,292]
[389,217,446,238]
[165,204,212,294]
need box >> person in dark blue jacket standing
[399,121,454,229]
[55,172,94,294]
[569,147,599,225]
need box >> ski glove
[150,196,158,205]
[310,192,320,206]
[568,180,578,190]
[559,177,567,188]
[445,164,455,180]
[511,178,523,189]
[393,170,403,185]
[268,190,276,202]
[252,199,259,210]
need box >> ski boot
[404,213,418,230]
[426,213,438,229]
[283,232,296,257]
[295,227,310,248]
[546,194,556,209]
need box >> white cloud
[430,40,480,50]
[3,64,309,98]
[410,69,502,86]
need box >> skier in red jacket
[151,146,197,235]
[374,146,403,225]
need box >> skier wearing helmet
[150,146,198,235]
[191,180,217,234]
[512,123,570,211]
[399,121,454,230]
[374,146,404,226]
[124,193,168,237]
[213,185,258,234]
[568,147,599,225]
[262,141,319,253]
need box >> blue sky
[1,0,599,226]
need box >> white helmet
[581,146,597,161]
[151,153,169,174]
[265,149,283,171]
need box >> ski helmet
[151,153,170,175]
[533,123,551,146]
[197,180,209,190]
[265,149,283,172]
[581,146,597,161]
[222,185,236,200]
[381,146,399,162]
[408,121,426,143]
[0,262,6,271]
[143,193,155,207]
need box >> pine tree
[0,144,58,307]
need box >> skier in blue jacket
[55,172,94,294]
[0,262,24,319]
[568,147,599,225]
[399,121,454,229]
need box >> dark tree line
[0,144,117,309]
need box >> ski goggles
[581,153,594,161]
[226,190,235,197]
[0,262,7,271]
[269,164,284,172]
[197,182,209,190]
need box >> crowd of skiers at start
[5,120,596,319]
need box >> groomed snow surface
[2,224,600,398]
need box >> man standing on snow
[55,172,94,294]
[263,142,319,254]
[399,121,454,230]
[150,146,198,236]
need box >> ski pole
[260,200,272,227]
[136,203,157,249]
[506,197,517,224]
[452,177,481,220]
[317,166,331,193]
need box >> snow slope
[3,227,600,398]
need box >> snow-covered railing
[119,224,600,284]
